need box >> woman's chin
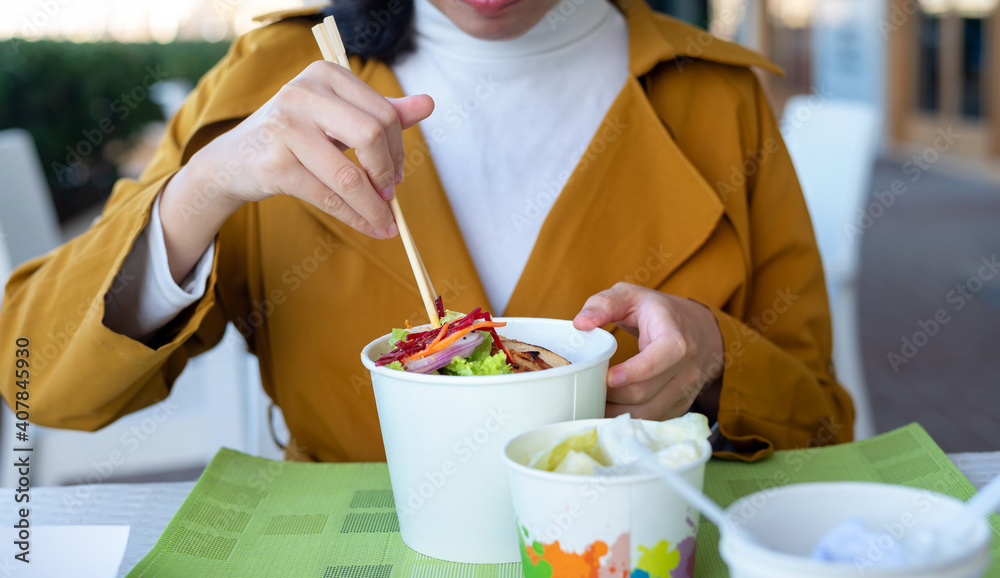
[455,17,534,41]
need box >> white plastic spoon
[903,470,1000,565]
[621,435,758,544]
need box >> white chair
[0,221,11,286]
[0,129,64,487]
[780,95,881,441]
[0,129,282,486]
[0,129,63,266]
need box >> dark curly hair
[323,0,416,64]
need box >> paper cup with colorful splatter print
[503,418,712,578]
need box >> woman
[0,0,853,462]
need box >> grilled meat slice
[492,336,571,373]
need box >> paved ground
[859,158,1000,453]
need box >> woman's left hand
[573,283,725,420]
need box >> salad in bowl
[374,297,570,375]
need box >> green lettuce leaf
[441,309,465,323]
[442,351,513,376]
[390,328,409,348]
[468,332,494,362]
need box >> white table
[1,453,997,578]
[2,481,195,577]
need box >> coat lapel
[502,75,724,318]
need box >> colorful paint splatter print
[517,525,697,578]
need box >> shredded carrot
[403,321,506,362]
[405,320,412,330]
[426,320,452,350]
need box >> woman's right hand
[158,61,435,283]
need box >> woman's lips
[455,0,524,16]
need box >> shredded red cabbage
[483,311,515,367]
[375,298,515,368]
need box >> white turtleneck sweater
[395,0,628,313]
[104,0,629,339]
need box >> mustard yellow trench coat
[1,0,854,462]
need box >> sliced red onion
[404,331,484,374]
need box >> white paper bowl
[720,482,991,578]
[360,317,617,563]
[503,418,712,577]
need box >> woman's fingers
[389,95,435,131]
[573,282,643,333]
[606,330,687,387]
[209,62,436,239]
[305,91,398,201]
[311,64,434,192]
[606,378,698,421]
[278,154,385,239]
[289,134,397,238]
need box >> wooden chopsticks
[312,16,442,328]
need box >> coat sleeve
[0,42,249,432]
[710,76,856,461]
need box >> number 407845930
[13,337,30,436]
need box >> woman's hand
[159,61,435,283]
[573,283,725,421]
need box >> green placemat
[128,424,1000,577]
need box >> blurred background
[0,0,997,487]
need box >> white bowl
[720,482,991,578]
[360,317,617,563]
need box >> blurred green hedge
[0,40,230,221]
